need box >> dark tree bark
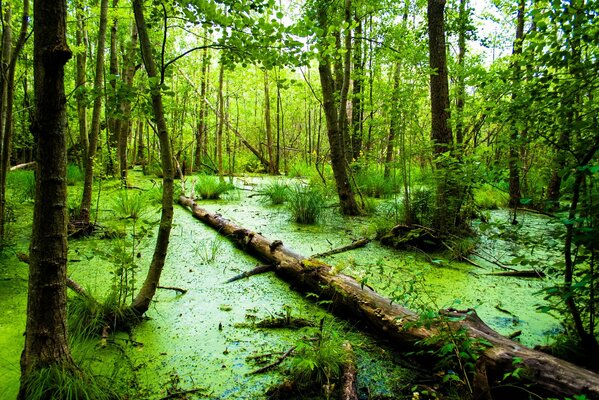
[130,0,175,315]
[428,0,452,155]
[178,196,599,400]
[454,0,468,146]
[508,0,525,209]
[19,0,74,394]
[316,2,360,216]
[0,0,29,240]
[106,0,120,176]
[428,0,457,232]
[79,0,108,225]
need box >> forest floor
[0,168,564,399]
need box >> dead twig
[249,346,296,375]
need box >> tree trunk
[106,0,120,176]
[216,60,225,176]
[130,0,175,315]
[118,22,138,182]
[350,17,363,162]
[455,0,468,146]
[263,70,277,174]
[19,0,74,394]
[194,36,209,170]
[428,0,457,232]
[319,62,360,215]
[178,195,599,399]
[508,0,525,209]
[384,62,400,179]
[80,0,109,225]
[75,0,88,165]
[0,0,29,240]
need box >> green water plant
[195,235,224,264]
[194,174,235,199]
[66,164,84,186]
[260,180,289,205]
[6,170,35,201]
[287,184,326,224]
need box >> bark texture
[130,0,174,315]
[19,0,74,393]
[179,195,599,399]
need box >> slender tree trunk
[319,63,360,215]
[455,0,468,146]
[338,0,353,164]
[75,0,88,165]
[0,0,28,240]
[384,62,401,179]
[351,16,363,162]
[263,70,277,174]
[80,0,109,225]
[216,60,225,176]
[194,37,209,169]
[508,0,525,209]
[118,22,138,182]
[130,0,174,315]
[106,0,119,175]
[0,4,11,140]
[19,0,74,395]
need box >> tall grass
[112,189,148,220]
[66,164,84,186]
[287,184,326,224]
[6,170,35,201]
[260,180,289,205]
[354,168,399,198]
[195,175,235,199]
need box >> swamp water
[0,171,562,398]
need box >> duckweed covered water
[0,170,563,398]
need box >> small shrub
[289,327,348,390]
[260,180,289,205]
[355,168,399,198]
[195,175,234,200]
[410,188,434,226]
[112,189,147,220]
[66,164,84,186]
[287,161,312,178]
[287,184,326,224]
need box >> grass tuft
[287,184,326,224]
[66,164,84,186]
[195,175,235,200]
[6,170,36,201]
[260,180,289,205]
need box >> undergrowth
[194,175,235,199]
[287,184,326,224]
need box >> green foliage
[259,180,289,205]
[66,164,84,186]
[354,168,399,198]
[289,324,348,391]
[287,184,326,224]
[112,189,148,220]
[194,175,235,200]
[6,170,35,201]
[472,184,508,210]
[21,363,120,400]
[409,188,434,226]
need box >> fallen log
[9,161,36,171]
[178,195,599,398]
[311,238,370,258]
[487,269,546,278]
[225,264,274,283]
[340,342,359,400]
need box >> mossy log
[178,195,599,399]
